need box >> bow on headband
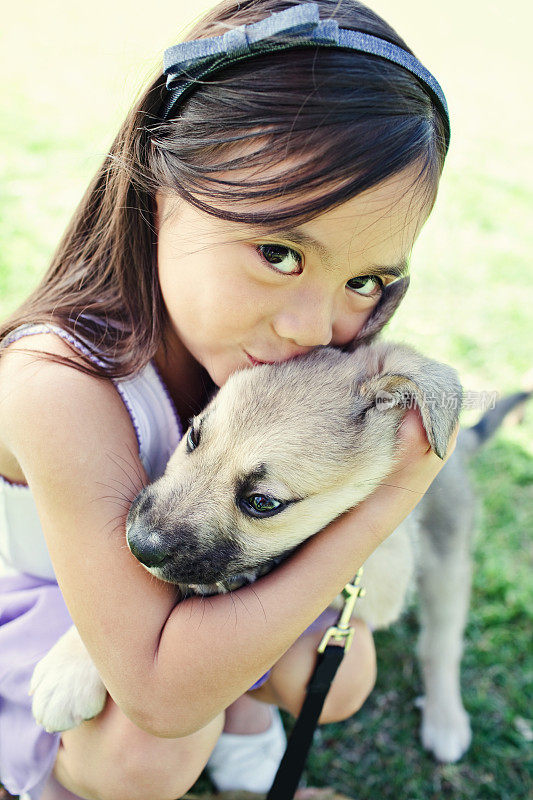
[161,1,450,150]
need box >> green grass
[1,2,532,799]
[298,435,533,800]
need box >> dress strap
[1,323,182,480]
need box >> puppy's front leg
[415,475,474,763]
[30,625,107,732]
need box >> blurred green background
[1,1,531,798]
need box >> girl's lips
[246,352,276,366]
[245,351,306,366]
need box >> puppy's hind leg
[415,464,475,763]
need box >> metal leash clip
[317,567,365,654]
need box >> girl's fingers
[396,406,460,467]
[396,406,431,461]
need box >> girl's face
[155,166,432,388]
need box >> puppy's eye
[239,494,285,518]
[186,426,200,452]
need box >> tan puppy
[31,341,471,762]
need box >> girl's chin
[202,355,248,388]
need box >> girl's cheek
[333,308,374,345]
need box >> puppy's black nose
[126,523,168,568]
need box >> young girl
[0,1,456,798]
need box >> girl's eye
[346,275,384,297]
[256,244,302,275]
[256,244,385,297]
[239,494,286,518]
[186,426,200,452]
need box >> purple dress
[0,324,182,799]
[0,574,72,798]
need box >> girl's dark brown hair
[0,0,449,378]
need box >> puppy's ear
[357,362,462,459]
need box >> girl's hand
[333,405,459,556]
[397,404,459,464]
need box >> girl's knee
[55,700,224,800]
[318,619,377,724]
[265,615,376,724]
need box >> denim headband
[161,2,450,151]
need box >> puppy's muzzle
[125,489,239,583]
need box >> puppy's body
[31,341,503,762]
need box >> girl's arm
[0,334,456,738]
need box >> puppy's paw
[419,696,472,762]
[30,626,107,733]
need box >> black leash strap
[266,569,365,800]
[266,644,345,800]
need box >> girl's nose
[271,289,334,347]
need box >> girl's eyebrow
[254,226,410,278]
[359,261,409,279]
